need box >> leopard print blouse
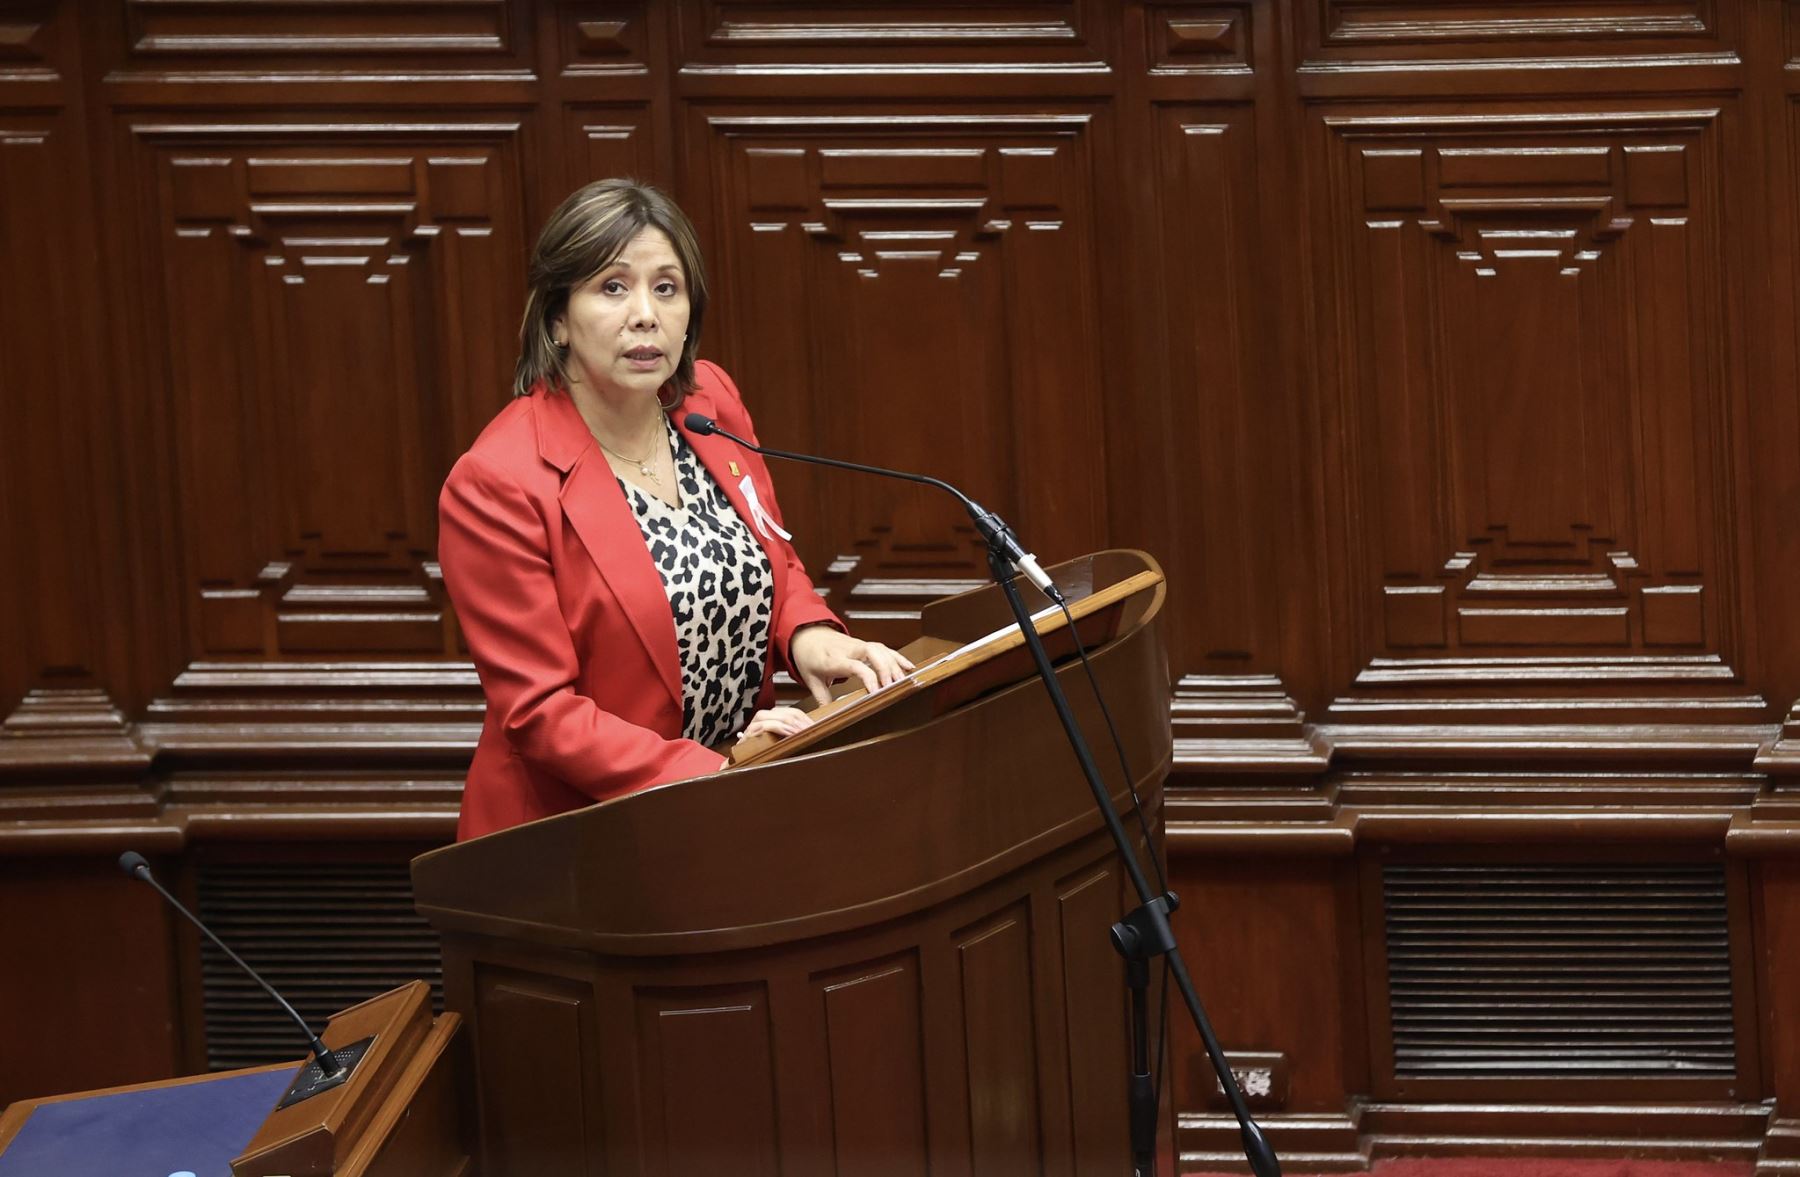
[618,418,775,747]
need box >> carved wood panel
[1314,108,1751,710]
[561,104,660,199]
[123,123,524,668]
[0,3,59,79]
[0,10,144,755]
[8,0,1800,1162]
[1304,0,1731,61]
[686,110,1111,619]
[676,0,1113,71]
[113,0,523,67]
[0,117,99,709]
[1150,102,1289,674]
[1767,70,1800,714]
[1145,5,1254,73]
[0,5,1782,730]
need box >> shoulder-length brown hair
[514,178,708,406]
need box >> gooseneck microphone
[118,850,344,1080]
[684,413,1064,603]
[686,416,1280,1174]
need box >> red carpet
[1191,1161,1751,1177]
[1368,1162,1751,1177]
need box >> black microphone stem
[988,559,1280,1177]
[688,415,1063,604]
[120,854,343,1078]
[683,411,1273,1172]
[736,439,966,505]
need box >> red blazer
[438,361,843,840]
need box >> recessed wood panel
[557,6,651,75]
[0,859,182,1108]
[1152,105,1286,670]
[1755,862,1800,1108]
[128,124,524,667]
[1439,144,1612,188]
[1149,5,1252,71]
[0,2,59,75]
[122,0,515,60]
[1169,858,1357,1113]
[956,902,1042,1176]
[1056,863,1130,1176]
[1312,0,1721,55]
[635,983,780,1177]
[1457,605,1631,647]
[473,968,597,1177]
[689,111,1109,608]
[816,955,930,1177]
[563,105,660,206]
[1318,111,1742,696]
[0,115,106,713]
[678,0,1109,70]
[1770,88,1800,710]
[1383,585,1446,648]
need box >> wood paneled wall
[5,0,1800,1166]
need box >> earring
[554,338,568,349]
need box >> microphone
[118,851,347,1083]
[684,412,1063,603]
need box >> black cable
[1056,598,1169,898]
[1159,955,1175,1173]
[1058,596,1175,1173]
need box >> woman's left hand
[738,706,814,743]
[789,626,915,706]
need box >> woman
[439,179,911,840]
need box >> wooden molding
[1170,674,1332,778]
[0,689,150,782]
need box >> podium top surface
[413,550,1171,956]
[0,1064,298,1177]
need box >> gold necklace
[596,421,666,485]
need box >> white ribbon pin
[738,473,793,542]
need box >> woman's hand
[788,625,915,707]
[738,705,815,743]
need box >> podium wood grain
[412,551,1173,1176]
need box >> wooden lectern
[411,550,1173,1176]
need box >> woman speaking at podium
[438,179,911,840]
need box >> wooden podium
[411,550,1173,1176]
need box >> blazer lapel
[533,391,682,713]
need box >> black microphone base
[275,1035,374,1109]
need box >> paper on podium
[728,568,1159,769]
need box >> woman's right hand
[737,705,815,743]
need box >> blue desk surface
[0,1065,298,1177]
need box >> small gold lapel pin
[728,460,740,476]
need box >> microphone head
[118,850,151,880]
[683,412,716,435]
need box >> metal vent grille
[197,861,444,1071]
[1384,862,1734,1079]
